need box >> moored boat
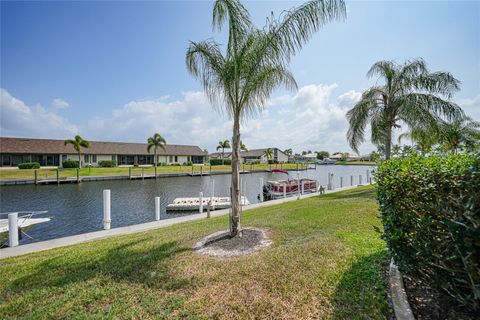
[263,178,318,200]
[167,196,250,212]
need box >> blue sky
[1,0,479,154]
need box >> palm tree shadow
[331,250,393,320]
[3,239,192,298]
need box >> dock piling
[351,175,353,186]
[283,183,287,198]
[34,169,38,185]
[155,196,160,221]
[359,175,362,185]
[103,189,111,230]
[207,201,211,218]
[141,168,144,180]
[76,168,80,183]
[129,167,131,179]
[297,173,301,199]
[8,212,19,247]
[199,192,203,213]
[56,169,59,184]
[340,176,343,188]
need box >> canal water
[0,165,374,244]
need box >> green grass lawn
[0,186,390,319]
[0,163,305,180]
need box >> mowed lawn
[0,163,306,180]
[0,186,390,319]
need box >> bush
[209,159,231,166]
[186,161,193,166]
[18,162,40,169]
[98,160,116,168]
[169,163,181,166]
[267,159,278,164]
[375,152,480,311]
[62,160,79,168]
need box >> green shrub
[62,160,79,168]
[376,152,480,311]
[98,160,116,168]
[186,161,193,166]
[267,159,278,164]
[18,162,40,169]
[169,163,181,166]
[210,159,231,166]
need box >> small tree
[147,133,167,173]
[263,148,273,163]
[216,140,231,165]
[316,151,329,160]
[64,135,90,168]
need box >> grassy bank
[0,186,390,319]
[0,163,306,180]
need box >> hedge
[375,153,480,312]
[98,160,116,168]
[18,162,40,169]
[62,160,79,168]
[209,159,231,166]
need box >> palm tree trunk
[78,152,81,169]
[385,125,392,160]
[222,148,225,165]
[154,147,157,177]
[230,116,241,237]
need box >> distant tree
[64,135,90,168]
[147,133,167,167]
[284,148,293,157]
[240,141,248,151]
[216,140,231,165]
[346,58,462,159]
[438,116,480,153]
[369,151,380,162]
[341,152,349,161]
[316,151,329,160]
[263,148,273,162]
[302,151,307,155]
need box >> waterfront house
[0,137,206,167]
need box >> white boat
[263,178,318,200]
[167,196,250,212]
[0,217,51,233]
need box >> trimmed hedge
[18,162,40,169]
[376,153,480,311]
[98,160,116,168]
[209,159,231,166]
[62,160,79,168]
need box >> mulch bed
[203,228,264,251]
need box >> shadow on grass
[3,239,192,297]
[332,250,392,320]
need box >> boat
[167,196,250,212]
[317,158,336,165]
[262,178,318,200]
[271,168,289,174]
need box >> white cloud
[51,98,69,109]
[458,94,480,120]
[0,88,78,138]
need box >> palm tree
[284,148,293,157]
[240,141,247,151]
[346,58,463,159]
[398,127,440,155]
[438,116,480,153]
[263,148,273,163]
[216,140,231,165]
[64,135,90,168]
[186,0,346,237]
[147,133,167,174]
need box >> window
[92,155,97,163]
[111,155,116,161]
[169,156,173,163]
[62,155,67,161]
[175,156,178,163]
[84,155,90,163]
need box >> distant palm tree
[186,0,346,237]
[216,140,231,165]
[147,133,167,170]
[398,127,440,155]
[346,58,463,159]
[284,148,293,157]
[263,148,273,162]
[64,135,90,168]
[438,116,480,153]
[240,141,248,151]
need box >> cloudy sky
[1,1,479,155]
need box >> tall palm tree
[284,148,293,157]
[346,58,463,159]
[263,148,273,163]
[216,139,231,165]
[64,135,90,168]
[186,0,346,237]
[147,133,167,174]
[438,116,480,153]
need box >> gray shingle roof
[0,137,205,156]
